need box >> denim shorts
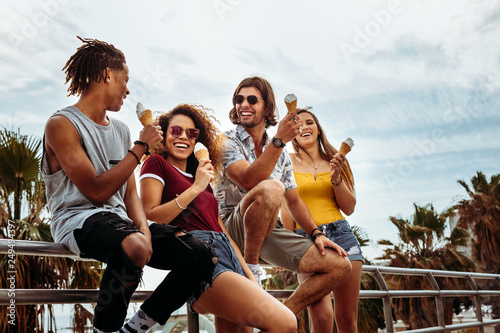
[295,219,363,262]
[187,230,245,312]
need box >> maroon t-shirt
[140,154,222,232]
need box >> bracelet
[134,140,156,164]
[310,227,320,238]
[175,195,187,210]
[331,177,343,186]
[128,150,141,164]
[312,231,326,242]
[134,140,149,153]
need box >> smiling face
[295,112,320,148]
[235,86,266,129]
[106,63,130,112]
[164,114,198,169]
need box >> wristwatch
[271,137,286,148]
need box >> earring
[108,76,111,83]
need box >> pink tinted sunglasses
[169,125,200,140]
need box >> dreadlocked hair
[151,104,225,178]
[292,109,355,195]
[62,36,126,96]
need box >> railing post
[466,274,484,333]
[426,272,445,330]
[187,303,199,333]
[372,268,394,333]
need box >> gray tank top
[41,106,133,255]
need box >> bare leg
[299,273,334,333]
[239,179,285,264]
[215,317,252,333]
[193,271,296,333]
[284,246,352,315]
[333,260,362,333]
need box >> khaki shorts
[223,202,314,272]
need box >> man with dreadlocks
[41,36,216,333]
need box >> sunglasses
[169,125,200,140]
[233,94,264,105]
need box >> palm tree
[454,171,500,332]
[0,128,103,332]
[377,203,476,330]
[0,128,41,220]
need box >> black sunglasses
[233,94,264,105]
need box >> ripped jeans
[295,219,364,262]
[74,212,216,332]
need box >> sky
[1,0,500,287]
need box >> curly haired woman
[140,104,296,333]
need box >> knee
[274,308,297,333]
[122,233,149,268]
[310,306,334,326]
[335,309,357,330]
[256,179,285,205]
[336,257,352,282]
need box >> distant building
[448,211,472,257]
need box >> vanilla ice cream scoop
[194,142,210,161]
[339,137,354,155]
[284,93,297,113]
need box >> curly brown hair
[151,104,224,177]
[62,36,126,96]
[292,109,355,194]
[229,76,278,128]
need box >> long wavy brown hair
[292,109,355,194]
[151,104,224,177]
[229,76,278,128]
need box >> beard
[238,111,265,129]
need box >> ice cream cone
[194,143,210,161]
[339,137,354,155]
[284,93,297,113]
[136,102,153,127]
[195,149,209,161]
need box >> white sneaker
[248,264,263,287]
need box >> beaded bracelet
[134,140,156,165]
[128,149,141,164]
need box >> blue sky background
[1,0,499,284]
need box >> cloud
[1,0,498,261]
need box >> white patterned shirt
[214,125,296,220]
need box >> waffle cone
[139,109,153,127]
[195,149,210,161]
[285,100,297,113]
[339,142,352,155]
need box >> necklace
[306,158,322,181]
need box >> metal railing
[2,239,500,332]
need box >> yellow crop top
[294,171,344,229]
